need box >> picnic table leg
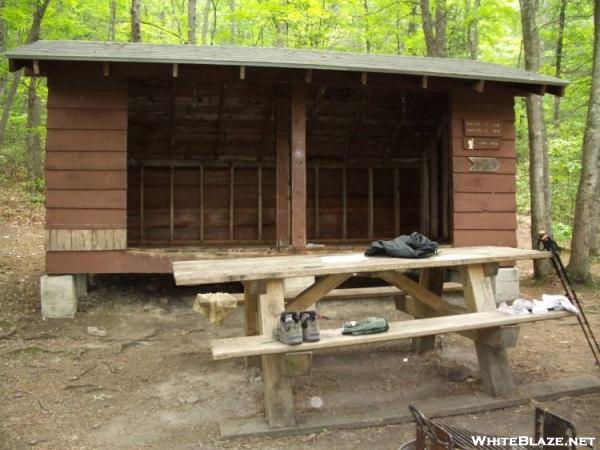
[461,264,515,397]
[258,278,295,427]
[243,281,261,369]
[408,268,444,354]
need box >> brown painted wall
[450,87,518,247]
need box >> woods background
[0,0,597,277]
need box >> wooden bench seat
[211,310,571,360]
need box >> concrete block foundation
[40,275,78,319]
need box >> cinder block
[40,275,78,319]
[494,267,520,303]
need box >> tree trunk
[201,0,210,44]
[568,0,600,282]
[26,77,43,185]
[229,0,236,43]
[364,0,371,52]
[0,0,51,148]
[553,0,567,127]
[210,0,217,45]
[467,0,480,60]
[419,0,447,57]
[108,0,117,41]
[131,0,142,42]
[188,0,197,44]
[590,166,600,257]
[520,0,553,279]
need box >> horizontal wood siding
[451,88,517,247]
[45,78,127,245]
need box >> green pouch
[342,317,389,336]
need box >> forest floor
[1,185,599,450]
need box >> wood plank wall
[45,77,128,251]
[451,88,517,247]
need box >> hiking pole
[538,233,600,366]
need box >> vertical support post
[407,267,444,354]
[290,83,307,249]
[314,166,319,239]
[461,264,515,397]
[257,166,263,242]
[420,155,430,236]
[342,167,347,239]
[394,168,400,236]
[259,279,295,427]
[139,165,145,242]
[243,280,262,368]
[429,143,439,239]
[275,85,291,247]
[199,164,204,242]
[169,165,175,241]
[368,167,374,240]
[229,165,235,241]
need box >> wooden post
[429,143,439,239]
[461,264,515,397]
[408,267,444,354]
[275,85,290,247]
[243,280,262,369]
[314,166,319,239]
[290,83,306,249]
[259,279,295,427]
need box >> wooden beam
[139,165,145,242]
[102,62,110,77]
[257,166,263,241]
[377,270,462,314]
[342,167,347,239]
[32,59,40,76]
[421,75,428,89]
[314,166,320,239]
[305,69,312,83]
[172,63,179,78]
[394,168,400,235]
[169,165,175,241]
[275,85,290,247]
[368,168,374,240]
[229,165,235,241]
[290,83,307,249]
[429,142,438,239]
[286,273,352,312]
[411,267,444,353]
[199,165,204,242]
[240,65,246,80]
[361,72,368,85]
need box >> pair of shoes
[273,311,320,345]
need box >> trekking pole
[538,232,600,366]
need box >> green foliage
[0,0,595,240]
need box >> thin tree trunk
[520,0,553,278]
[131,0,142,42]
[590,166,600,257]
[188,0,197,44]
[229,0,236,43]
[210,0,217,45]
[553,0,567,127]
[568,0,600,281]
[419,0,447,57]
[26,77,43,185]
[0,0,51,148]
[108,0,117,41]
[201,0,210,44]
[467,0,480,59]
[364,0,371,53]
[275,21,286,47]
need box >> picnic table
[173,246,571,430]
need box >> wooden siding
[45,78,127,235]
[451,88,517,247]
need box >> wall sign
[468,156,500,172]
[463,137,501,150]
[464,118,502,137]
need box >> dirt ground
[1,186,599,450]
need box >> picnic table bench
[173,246,573,430]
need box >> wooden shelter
[5,41,567,275]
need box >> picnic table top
[173,246,549,286]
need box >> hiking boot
[273,312,303,345]
[300,311,320,342]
